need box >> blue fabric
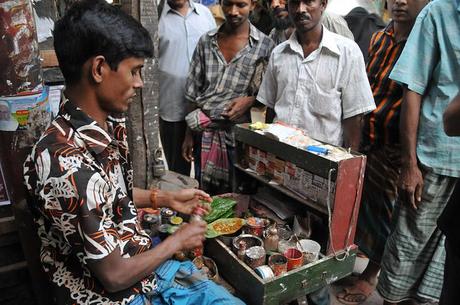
[148,260,245,305]
[308,287,330,305]
[389,0,460,178]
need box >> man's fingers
[415,182,423,203]
[182,147,193,162]
[408,189,417,210]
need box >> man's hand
[222,96,255,121]
[398,164,424,210]
[166,188,212,215]
[182,130,194,162]
[171,221,207,251]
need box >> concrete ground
[330,256,383,305]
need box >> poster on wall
[0,86,50,132]
[0,165,10,206]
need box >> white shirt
[159,1,216,122]
[257,27,375,146]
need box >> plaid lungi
[377,165,457,302]
[355,146,401,263]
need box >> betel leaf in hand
[203,197,237,223]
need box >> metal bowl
[232,234,264,253]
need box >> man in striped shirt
[336,0,429,304]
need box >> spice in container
[161,208,176,224]
[170,216,183,226]
[245,246,266,269]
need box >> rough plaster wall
[122,0,160,188]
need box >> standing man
[257,1,374,304]
[438,94,460,305]
[182,0,275,194]
[336,1,429,304]
[159,0,216,175]
[268,0,354,45]
[258,0,374,150]
[377,0,460,304]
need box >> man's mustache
[295,13,311,21]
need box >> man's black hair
[53,0,153,85]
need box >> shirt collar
[285,25,340,57]
[383,21,396,38]
[164,1,198,16]
[60,100,121,155]
[208,22,261,46]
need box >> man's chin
[273,17,293,30]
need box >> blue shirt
[389,0,460,178]
[159,1,216,122]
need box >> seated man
[23,1,243,304]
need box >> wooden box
[206,237,356,305]
[233,124,366,253]
[203,124,367,304]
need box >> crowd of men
[23,0,459,304]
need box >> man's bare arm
[88,222,206,293]
[133,187,211,214]
[443,94,460,136]
[343,114,363,151]
[399,88,424,209]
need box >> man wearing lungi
[377,0,460,304]
[182,0,275,194]
[336,1,429,304]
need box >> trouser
[159,118,191,176]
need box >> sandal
[336,279,375,305]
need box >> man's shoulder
[31,116,80,160]
[328,30,363,59]
[250,23,275,49]
[194,3,215,20]
[271,40,290,55]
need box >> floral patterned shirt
[23,101,156,304]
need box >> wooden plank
[0,261,27,274]
[235,164,328,215]
[0,216,17,235]
[40,50,59,68]
[234,124,339,180]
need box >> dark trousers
[159,118,191,176]
[440,239,460,305]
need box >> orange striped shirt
[362,23,406,150]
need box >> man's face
[221,0,254,28]
[288,0,326,33]
[270,0,293,30]
[167,0,188,10]
[387,0,429,23]
[97,57,144,114]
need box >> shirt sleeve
[389,6,438,95]
[341,44,376,119]
[185,37,205,104]
[36,148,120,261]
[256,51,277,108]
